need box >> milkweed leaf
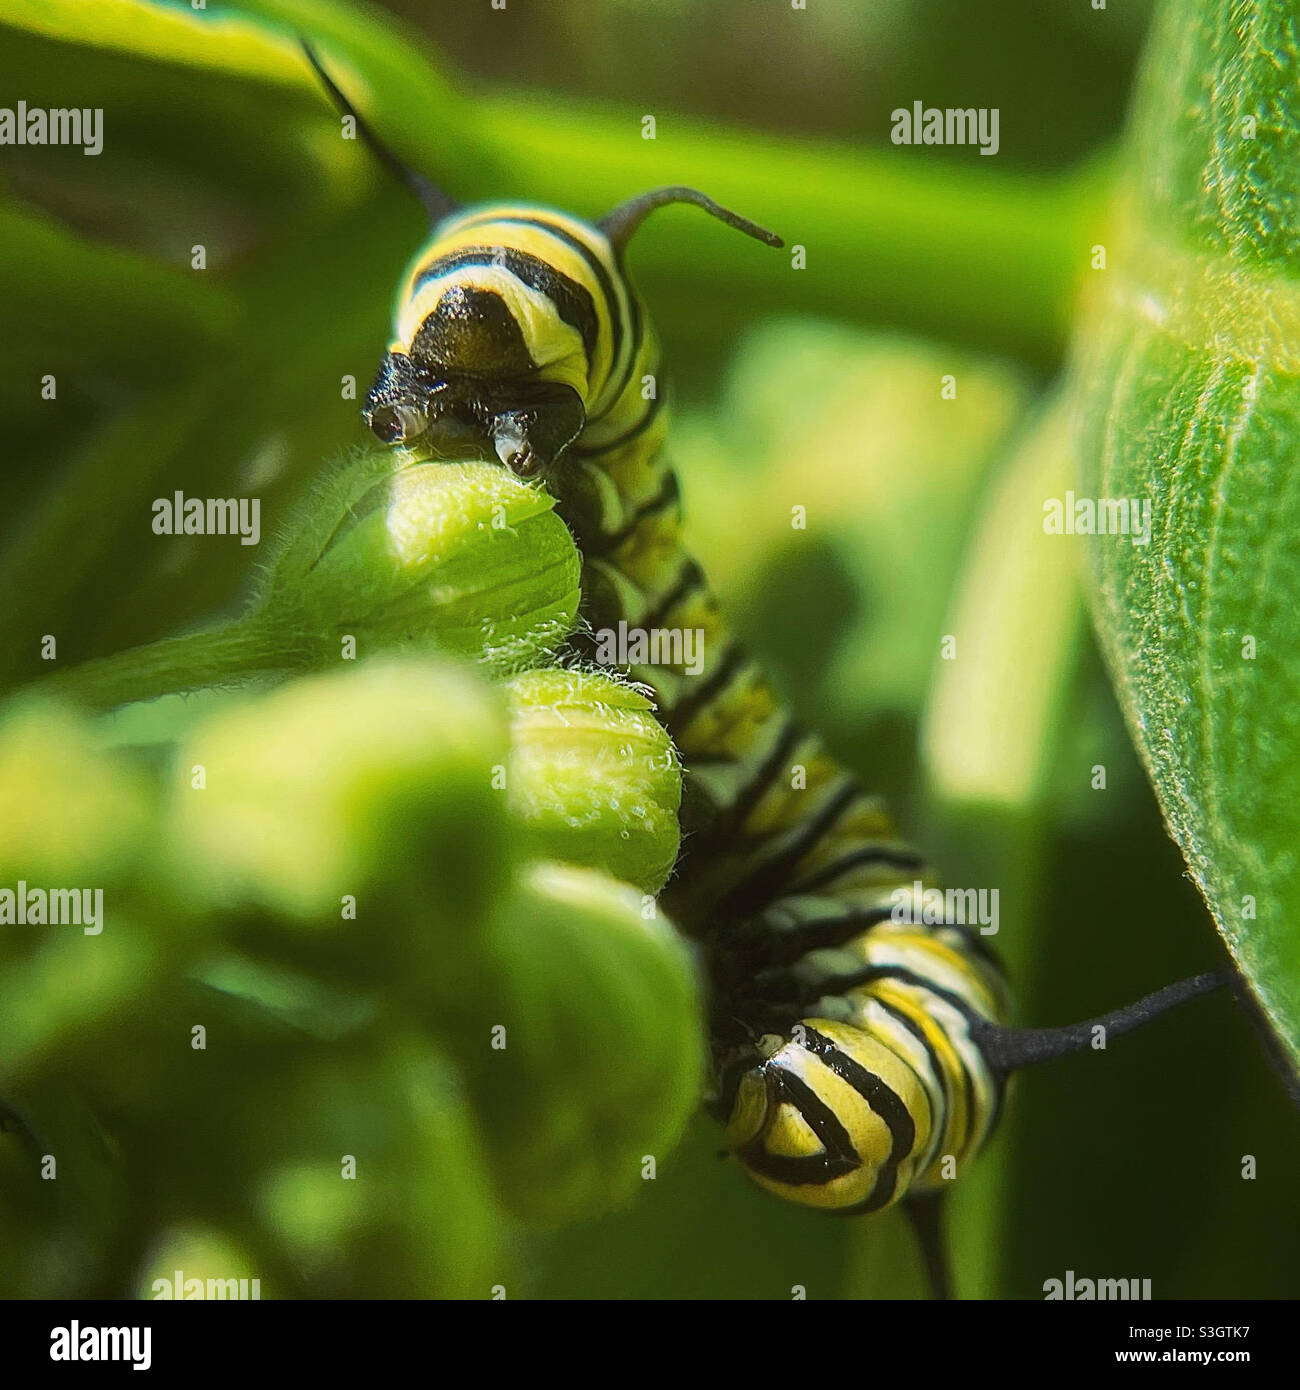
[1075,0,1300,1067]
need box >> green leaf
[0,202,237,381]
[1074,0,1300,1065]
[0,0,491,191]
[474,94,1105,365]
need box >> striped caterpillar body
[303,42,1228,1231]
[359,192,1010,1217]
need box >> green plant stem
[29,619,289,712]
[471,95,1114,364]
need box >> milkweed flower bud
[451,862,703,1224]
[171,657,511,927]
[257,449,581,673]
[0,696,151,883]
[247,1043,504,1299]
[29,450,582,711]
[504,668,682,894]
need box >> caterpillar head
[301,41,780,478]
[363,345,587,481]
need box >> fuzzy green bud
[258,449,581,672]
[0,696,151,883]
[504,668,682,894]
[453,862,702,1224]
[171,657,511,928]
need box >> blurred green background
[0,0,1297,1299]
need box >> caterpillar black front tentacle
[303,42,1230,1225]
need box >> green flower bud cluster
[0,444,696,1297]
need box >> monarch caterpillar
[302,42,1227,1285]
